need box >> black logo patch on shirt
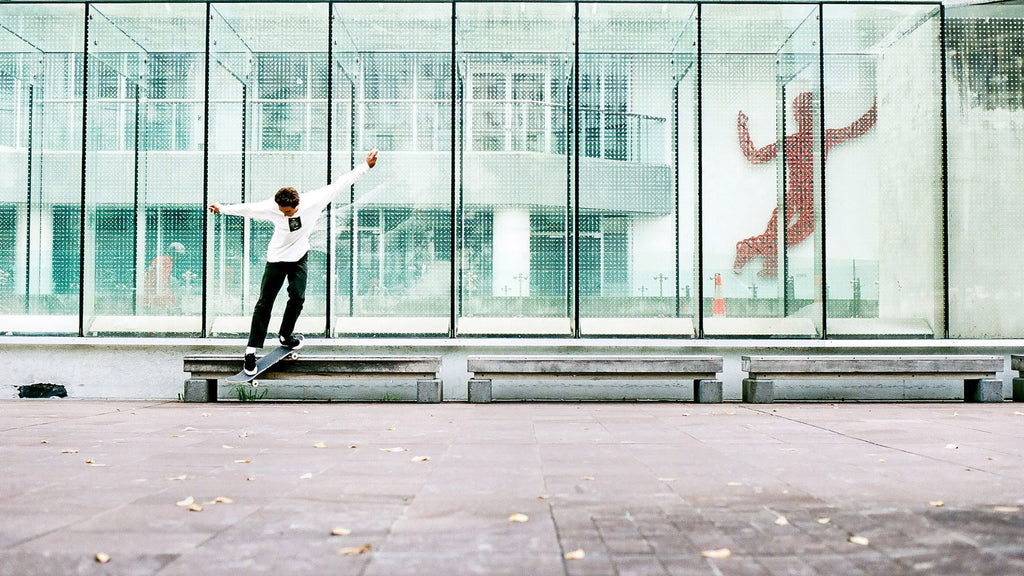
[288,216,302,232]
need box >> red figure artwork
[733,92,877,277]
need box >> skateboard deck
[226,345,300,385]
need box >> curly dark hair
[275,187,299,208]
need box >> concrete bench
[741,355,1004,403]
[183,355,442,403]
[466,355,724,403]
[1008,355,1024,402]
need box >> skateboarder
[209,149,379,375]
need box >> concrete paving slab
[1,401,1023,575]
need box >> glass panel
[456,2,574,336]
[82,4,205,336]
[578,3,697,337]
[824,5,942,338]
[946,1,1024,338]
[331,2,452,336]
[206,3,329,340]
[701,4,822,337]
[0,4,83,335]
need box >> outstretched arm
[304,148,379,210]
[737,111,778,164]
[826,99,877,146]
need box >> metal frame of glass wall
[2,0,1015,340]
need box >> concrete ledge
[466,355,723,402]
[183,354,442,402]
[467,355,723,377]
[742,378,774,403]
[743,355,1004,402]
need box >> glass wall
[946,0,1024,338]
[701,4,822,337]
[0,4,83,335]
[578,3,697,337]
[455,3,574,336]
[84,4,206,336]
[3,0,1021,341]
[206,3,329,338]
[823,4,943,339]
[332,3,453,336]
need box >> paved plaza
[1,400,1023,575]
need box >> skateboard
[226,345,300,386]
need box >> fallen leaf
[167,475,188,481]
[878,459,886,463]
[95,553,111,563]
[537,494,549,500]
[40,440,48,444]
[564,548,586,560]
[994,506,1021,513]
[348,445,358,449]
[1013,412,1024,416]
[176,496,195,507]
[61,449,79,454]
[214,496,234,504]
[508,513,529,523]
[239,431,249,438]
[313,442,328,449]
[726,482,743,487]
[580,476,595,481]
[300,473,313,479]
[246,476,256,482]
[930,501,945,508]
[381,447,406,453]
[848,535,870,546]
[817,517,831,524]
[331,527,353,536]
[945,444,959,450]
[234,459,251,464]
[774,515,789,526]
[222,445,234,449]
[339,544,372,556]
[201,412,210,417]
[183,427,198,432]
[700,548,731,559]
[188,503,203,512]
[410,456,430,462]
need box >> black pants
[248,255,307,348]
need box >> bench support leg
[416,379,442,403]
[468,378,492,403]
[742,378,774,403]
[1013,378,1024,402]
[964,378,1003,403]
[183,378,217,403]
[693,379,723,403]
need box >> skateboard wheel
[251,380,259,388]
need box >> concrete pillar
[964,378,1003,403]
[468,378,492,403]
[183,379,217,402]
[416,379,442,403]
[742,378,774,403]
[693,379,723,403]
[1013,378,1024,402]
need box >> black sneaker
[243,353,258,376]
[280,333,305,350]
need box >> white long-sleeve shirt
[217,162,371,263]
